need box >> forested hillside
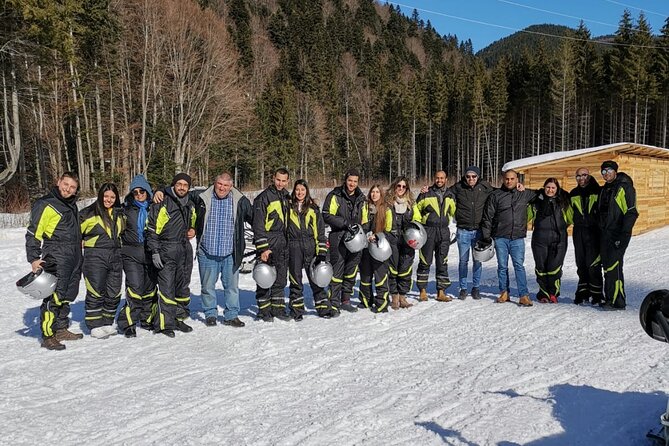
[1,0,668,210]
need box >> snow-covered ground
[1,225,667,445]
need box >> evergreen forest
[2,0,669,210]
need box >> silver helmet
[252,262,277,289]
[309,258,333,288]
[368,232,392,262]
[403,221,427,250]
[16,269,58,300]
[344,224,367,253]
[473,239,495,263]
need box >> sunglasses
[575,174,588,179]
[601,168,614,175]
[132,189,147,196]
[396,184,407,189]
[465,175,478,179]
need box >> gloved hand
[152,253,164,269]
[476,239,492,249]
[315,253,327,264]
[347,224,359,234]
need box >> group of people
[24,160,638,350]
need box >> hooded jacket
[569,177,601,228]
[252,184,290,252]
[122,176,154,246]
[415,185,456,228]
[322,185,369,232]
[146,187,196,253]
[451,177,494,230]
[194,185,252,272]
[598,172,638,239]
[528,190,573,242]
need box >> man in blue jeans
[193,172,253,327]
[480,169,537,306]
[451,166,494,300]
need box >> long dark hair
[95,183,120,230]
[367,184,387,234]
[290,179,316,212]
[543,178,569,210]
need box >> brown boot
[41,336,65,351]
[436,290,452,302]
[391,294,400,310]
[418,289,428,302]
[518,295,534,307]
[497,291,509,303]
[55,328,84,341]
[399,295,413,308]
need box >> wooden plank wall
[517,151,669,235]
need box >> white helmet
[252,262,277,289]
[403,221,427,250]
[16,269,58,300]
[368,232,392,262]
[344,224,367,253]
[309,258,333,288]
[473,239,495,263]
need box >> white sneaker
[102,325,118,336]
[90,327,110,339]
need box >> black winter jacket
[598,172,638,243]
[322,185,368,232]
[146,187,196,253]
[569,178,601,228]
[451,178,494,230]
[481,187,538,240]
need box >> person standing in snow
[322,169,369,316]
[450,166,494,300]
[25,172,84,350]
[528,178,573,304]
[147,173,197,337]
[117,175,157,337]
[415,170,456,302]
[597,161,638,311]
[569,168,603,305]
[385,176,420,310]
[480,169,538,307]
[193,172,253,327]
[252,168,291,322]
[286,179,331,320]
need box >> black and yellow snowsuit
[415,186,456,292]
[146,187,196,331]
[569,178,602,304]
[287,203,330,317]
[252,185,290,318]
[359,205,392,312]
[25,187,82,338]
[528,191,573,300]
[80,203,124,330]
[117,193,156,332]
[322,185,368,314]
[388,201,421,296]
[598,172,638,308]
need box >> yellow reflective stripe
[290,208,301,229]
[327,195,339,217]
[590,255,601,267]
[42,310,55,337]
[190,208,197,228]
[265,200,285,231]
[288,272,299,286]
[331,277,343,283]
[360,281,371,286]
[258,302,271,309]
[344,266,358,279]
[375,274,388,287]
[159,292,177,305]
[385,208,393,232]
[604,261,619,273]
[536,265,562,276]
[124,306,133,325]
[85,277,102,297]
[444,197,456,218]
[419,196,440,219]
[361,202,369,225]
[256,243,269,249]
[398,266,412,278]
[563,206,574,226]
[389,266,398,275]
[155,207,170,235]
[159,313,165,330]
[412,204,421,222]
[292,303,305,308]
[174,297,190,302]
[35,205,62,241]
[527,205,536,223]
[419,250,427,265]
[271,303,285,307]
[555,279,561,296]
[83,235,100,248]
[85,315,103,320]
[52,292,61,306]
[588,194,598,213]
[127,287,142,299]
[612,279,624,305]
[615,188,628,214]
[376,292,389,312]
[306,208,319,245]
[570,196,583,215]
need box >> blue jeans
[197,250,239,320]
[457,228,482,290]
[494,237,528,297]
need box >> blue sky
[387,0,669,52]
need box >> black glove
[476,239,492,250]
[152,253,164,269]
[347,224,359,234]
[315,253,327,264]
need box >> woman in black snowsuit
[80,183,124,338]
[359,185,392,313]
[287,179,331,320]
[530,178,573,304]
[385,176,421,310]
[117,175,157,337]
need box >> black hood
[615,171,634,187]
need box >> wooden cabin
[502,142,669,235]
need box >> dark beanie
[601,160,618,172]
[344,168,360,180]
[171,172,192,187]
[465,166,481,177]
